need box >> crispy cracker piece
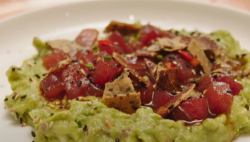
[155,84,196,117]
[46,39,85,53]
[147,36,186,52]
[147,44,161,52]
[112,52,150,87]
[104,21,140,35]
[158,37,186,51]
[144,58,157,76]
[187,39,212,74]
[102,68,141,114]
[135,50,157,57]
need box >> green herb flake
[75,120,82,128]
[189,127,193,133]
[156,54,163,60]
[104,56,112,60]
[92,46,99,52]
[236,77,242,81]
[85,64,94,68]
[121,53,125,57]
[123,36,130,41]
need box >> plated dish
[1,0,250,142]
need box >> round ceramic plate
[0,0,250,141]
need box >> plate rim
[0,0,250,142]
[0,0,250,25]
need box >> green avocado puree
[4,31,250,142]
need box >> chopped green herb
[156,54,163,59]
[157,62,164,71]
[85,64,94,68]
[121,53,125,57]
[104,56,112,60]
[92,46,99,52]
[32,38,49,56]
[123,36,130,41]
[75,120,82,128]
[236,77,242,81]
[189,127,193,133]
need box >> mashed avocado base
[4,30,250,142]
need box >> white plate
[0,0,250,141]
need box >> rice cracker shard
[102,68,141,114]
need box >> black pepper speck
[35,74,40,79]
[20,95,27,99]
[132,105,138,110]
[83,125,88,131]
[31,131,36,137]
[78,81,82,87]
[87,73,93,77]
[89,78,94,83]
[168,104,174,109]
[15,112,19,119]
[115,137,120,142]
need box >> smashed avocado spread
[4,21,250,142]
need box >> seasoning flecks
[126,87,131,92]
[95,85,102,89]
[20,118,23,124]
[33,118,40,124]
[185,63,190,68]
[20,95,27,99]
[80,69,86,75]
[86,73,93,77]
[168,55,176,60]
[49,121,54,129]
[87,101,93,106]
[168,104,174,109]
[15,112,19,119]
[71,59,78,62]
[226,90,233,93]
[245,104,249,111]
[115,62,120,67]
[170,91,177,95]
[83,125,88,131]
[21,122,27,127]
[89,78,94,83]
[115,137,120,142]
[29,78,33,82]
[78,80,82,87]
[131,105,138,110]
[12,93,17,99]
[31,131,36,137]
[4,98,8,101]
[35,74,41,79]
[12,68,16,71]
